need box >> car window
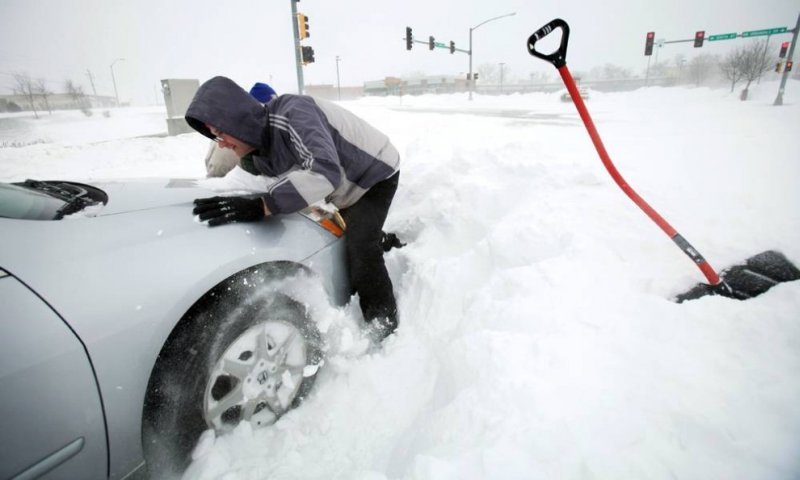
[0,183,65,220]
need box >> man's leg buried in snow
[340,172,400,340]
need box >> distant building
[305,84,363,101]
[364,75,467,96]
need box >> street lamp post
[499,62,505,93]
[110,58,125,107]
[468,12,515,100]
[336,56,342,101]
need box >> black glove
[193,196,265,226]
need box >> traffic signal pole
[406,14,513,101]
[774,12,800,106]
[290,0,304,94]
[643,17,797,103]
[468,13,516,101]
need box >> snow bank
[2,82,799,479]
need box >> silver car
[0,178,350,479]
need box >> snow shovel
[526,19,800,302]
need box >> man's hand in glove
[193,196,268,226]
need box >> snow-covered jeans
[340,171,400,332]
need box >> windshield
[0,183,66,220]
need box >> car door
[0,269,107,479]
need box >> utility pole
[290,0,304,94]
[110,58,124,107]
[336,56,342,100]
[499,62,505,92]
[775,12,800,105]
[86,69,97,95]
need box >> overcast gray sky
[1,0,797,105]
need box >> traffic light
[473,73,479,81]
[450,41,455,54]
[429,36,434,50]
[297,13,310,39]
[644,31,655,56]
[779,41,789,58]
[787,61,794,72]
[775,62,783,73]
[406,27,413,50]
[694,30,705,48]
[301,46,315,64]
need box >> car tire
[142,265,324,478]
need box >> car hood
[89,178,219,216]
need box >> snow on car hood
[88,179,210,215]
[89,177,265,216]
[86,168,273,216]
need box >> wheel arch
[139,260,316,470]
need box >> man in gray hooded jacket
[185,76,401,339]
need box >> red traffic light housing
[644,31,655,56]
[779,41,789,58]
[694,30,705,48]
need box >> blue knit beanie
[249,82,277,103]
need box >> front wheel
[143,273,323,477]
[204,309,314,432]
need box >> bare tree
[589,63,633,80]
[673,54,688,83]
[65,79,81,105]
[34,78,53,115]
[65,79,92,116]
[648,60,671,79]
[729,39,774,100]
[689,54,719,86]
[12,72,39,118]
[719,49,746,93]
[477,63,499,84]
[528,71,551,83]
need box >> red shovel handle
[527,19,722,287]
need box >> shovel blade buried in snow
[675,250,800,303]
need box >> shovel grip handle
[527,19,570,67]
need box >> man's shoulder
[271,93,315,106]
[270,94,327,120]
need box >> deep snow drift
[2,81,799,479]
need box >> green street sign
[742,27,788,38]
[708,32,737,41]
[435,42,446,48]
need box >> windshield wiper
[21,179,98,219]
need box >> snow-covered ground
[2,81,800,479]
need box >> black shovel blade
[675,250,800,303]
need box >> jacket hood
[185,76,267,148]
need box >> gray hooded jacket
[186,76,400,214]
